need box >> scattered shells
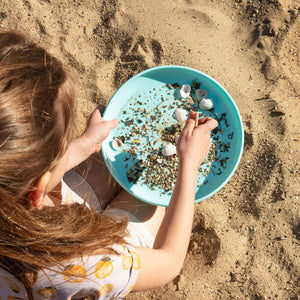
[199,98,214,110]
[162,144,177,156]
[112,80,230,194]
[195,89,208,99]
[174,108,187,121]
[180,84,191,98]
[112,138,124,150]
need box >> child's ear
[29,171,52,208]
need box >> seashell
[156,158,163,164]
[199,98,214,111]
[174,134,180,144]
[174,108,187,121]
[195,88,208,99]
[180,84,191,98]
[162,144,177,156]
[112,138,124,150]
[186,96,195,105]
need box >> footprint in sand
[188,213,220,266]
[264,98,285,135]
[91,0,163,88]
[113,35,163,87]
[247,2,299,85]
[240,138,285,218]
[243,114,254,151]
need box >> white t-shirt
[0,174,141,299]
[0,243,140,299]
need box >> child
[0,31,218,299]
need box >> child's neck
[43,182,62,208]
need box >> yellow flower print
[3,276,20,293]
[130,251,140,270]
[63,264,87,283]
[36,286,58,298]
[122,255,132,270]
[99,284,113,297]
[122,251,140,270]
[95,257,113,279]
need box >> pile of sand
[0,0,299,298]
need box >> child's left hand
[46,108,118,187]
[81,107,118,153]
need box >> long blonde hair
[0,31,127,297]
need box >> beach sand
[1,0,299,299]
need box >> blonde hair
[0,31,127,297]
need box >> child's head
[0,31,76,202]
[0,32,127,295]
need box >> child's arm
[46,108,117,192]
[132,115,218,291]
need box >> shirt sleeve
[33,244,140,300]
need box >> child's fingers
[197,117,209,125]
[189,111,197,120]
[197,117,218,132]
[90,108,118,128]
[182,116,196,134]
[182,111,199,133]
[108,119,118,129]
[99,119,118,133]
[89,108,102,124]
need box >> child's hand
[176,112,218,171]
[133,114,218,291]
[81,107,118,153]
[54,108,118,175]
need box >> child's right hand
[132,113,218,292]
[176,112,218,170]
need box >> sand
[0,0,299,299]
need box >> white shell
[180,84,191,98]
[112,138,124,150]
[195,89,208,99]
[174,134,180,144]
[174,108,187,121]
[199,98,214,110]
[156,158,163,164]
[162,144,177,156]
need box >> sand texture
[0,0,299,299]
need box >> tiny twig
[194,112,199,128]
